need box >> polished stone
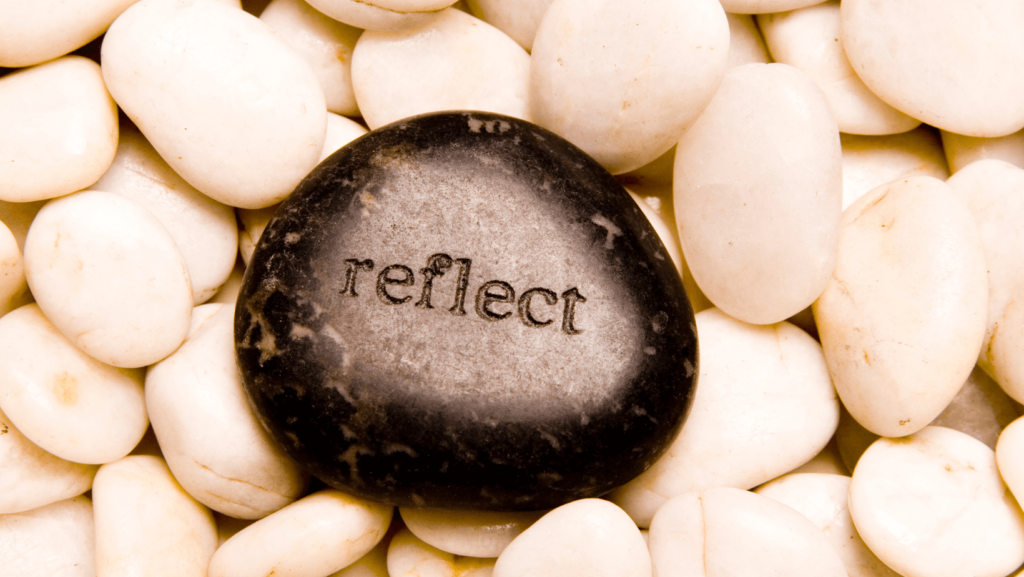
[235,111,697,510]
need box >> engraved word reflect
[341,254,586,335]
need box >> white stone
[0,496,95,577]
[841,0,1024,137]
[648,487,848,577]
[493,499,650,577]
[726,13,770,69]
[814,177,988,437]
[990,283,1024,404]
[850,426,1024,577]
[840,128,950,210]
[208,489,393,577]
[466,0,552,51]
[101,0,327,209]
[0,304,148,465]
[0,0,138,66]
[0,56,118,202]
[352,9,530,130]
[996,417,1024,522]
[261,0,363,116]
[757,2,919,136]
[94,455,217,577]
[756,474,899,577]
[0,406,97,515]
[91,121,238,304]
[146,305,307,519]
[674,63,842,325]
[942,129,1024,174]
[305,0,454,31]
[23,191,193,368]
[0,220,29,318]
[388,528,496,577]
[530,0,729,174]
[611,308,839,528]
[400,507,544,558]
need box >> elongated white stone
[388,528,496,577]
[814,177,989,437]
[0,496,95,577]
[840,128,949,210]
[208,489,393,577]
[850,427,1024,577]
[0,56,118,203]
[674,63,842,325]
[101,0,327,209]
[400,507,544,558]
[305,0,453,31]
[0,0,138,66]
[531,0,729,174]
[493,499,650,577]
[24,191,193,368]
[611,308,839,527]
[352,8,530,130]
[146,305,307,519]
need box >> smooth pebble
[942,128,1024,174]
[0,496,95,577]
[674,63,842,325]
[305,0,453,31]
[101,0,327,209]
[24,191,193,368]
[400,507,544,558]
[611,308,839,527]
[388,528,496,577]
[530,0,729,174]
[849,426,1024,577]
[466,0,553,51]
[0,0,137,67]
[0,56,118,202]
[813,176,988,437]
[493,499,650,577]
[840,128,949,210]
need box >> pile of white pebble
[3,0,1024,576]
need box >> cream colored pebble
[101,0,327,209]
[0,406,97,515]
[93,455,218,577]
[400,507,544,558]
[24,191,193,368]
[208,489,393,577]
[611,308,839,528]
[814,176,988,437]
[648,487,847,577]
[146,305,307,519]
[756,473,900,577]
[493,499,650,577]
[850,427,1024,577]
[260,0,363,117]
[305,0,454,31]
[90,120,238,305]
[0,56,118,203]
[675,63,842,325]
[530,0,729,175]
[942,129,1024,174]
[388,528,496,577]
[0,304,148,465]
[0,495,95,577]
[466,0,553,51]
[0,0,137,67]
[352,8,531,130]
[839,127,950,210]
[725,13,771,69]
[757,1,919,136]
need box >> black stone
[234,111,698,510]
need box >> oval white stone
[530,0,729,174]
[0,304,148,465]
[24,190,193,368]
[400,507,544,558]
[0,56,118,203]
[674,63,842,325]
[352,8,531,130]
[0,496,95,577]
[850,426,1024,577]
[611,308,839,527]
[0,0,137,67]
[146,305,307,519]
[91,120,238,305]
[648,487,848,577]
[0,407,97,515]
[101,0,327,209]
[493,499,650,577]
[208,489,393,577]
[840,128,949,210]
[813,176,988,437]
[841,0,1024,137]
[388,528,496,577]
[305,0,453,31]
[94,456,217,577]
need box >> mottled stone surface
[235,111,697,510]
